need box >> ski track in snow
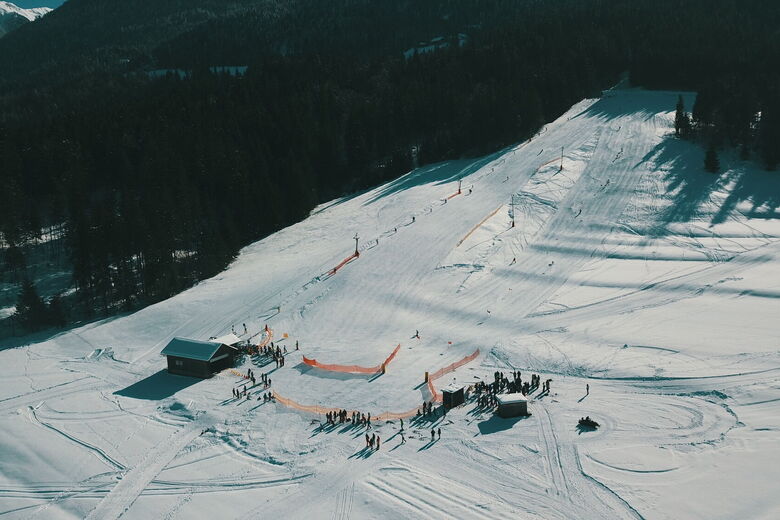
[83,422,203,520]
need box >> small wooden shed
[161,337,238,378]
[442,383,465,409]
[496,393,529,418]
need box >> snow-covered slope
[2,87,779,519]
[0,1,50,37]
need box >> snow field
[1,87,780,519]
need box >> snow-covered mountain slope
[0,1,50,37]
[2,87,779,519]
[0,1,49,21]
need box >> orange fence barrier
[426,349,481,402]
[456,205,504,247]
[229,369,250,379]
[303,344,401,374]
[258,327,273,348]
[271,348,480,418]
[272,390,421,420]
[328,252,359,276]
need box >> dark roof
[161,337,229,361]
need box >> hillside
[1,87,779,519]
[3,0,778,337]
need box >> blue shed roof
[161,337,226,361]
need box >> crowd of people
[325,409,376,430]
[470,370,553,408]
[417,401,438,418]
[255,342,286,368]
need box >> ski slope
[2,87,780,519]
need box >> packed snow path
[2,88,780,519]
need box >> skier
[296,340,299,350]
[412,216,415,223]
[365,433,370,448]
[431,429,435,441]
[376,435,381,450]
[400,418,404,432]
[243,323,247,334]
[586,383,589,394]
[414,330,419,339]
[438,428,441,440]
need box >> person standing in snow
[365,433,370,448]
[431,429,435,441]
[376,435,381,450]
[438,428,441,440]
[586,383,589,394]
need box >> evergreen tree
[15,279,48,331]
[675,95,691,138]
[704,144,721,173]
[47,295,67,328]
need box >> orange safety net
[446,190,461,201]
[328,251,359,276]
[258,327,273,348]
[272,390,421,420]
[271,348,480,419]
[536,156,561,172]
[426,348,481,402]
[302,344,401,374]
[244,327,274,356]
[456,205,504,247]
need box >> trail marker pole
[560,146,564,171]
[458,178,462,194]
[354,233,360,256]
[510,194,516,228]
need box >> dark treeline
[1,0,778,332]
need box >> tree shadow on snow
[364,148,509,205]
[114,370,200,400]
[637,136,780,233]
